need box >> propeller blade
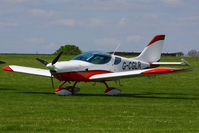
[52,50,64,65]
[35,57,48,65]
[0,61,6,64]
[50,74,55,89]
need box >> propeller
[35,50,64,89]
[0,61,6,64]
[35,50,64,66]
[35,57,48,66]
[52,50,64,65]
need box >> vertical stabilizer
[135,35,165,63]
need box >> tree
[187,49,199,57]
[54,44,82,55]
[176,52,184,57]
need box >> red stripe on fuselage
[149,63,160,68]
[53,70,112,81]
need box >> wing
[3,65,51,77]
[89,67,190,81]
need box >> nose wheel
[103,82,121,96]
[55,81,80,96]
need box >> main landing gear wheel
[55,89,72,96]
[103,82,121,96]
[104,88,122,96]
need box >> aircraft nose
[46,63,55,70]
[54,61,86,72]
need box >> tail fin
[135,35,165,63]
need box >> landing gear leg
[71,81,78,94]
[55,81,67,92]
[103,81,121,96]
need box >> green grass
[0,54,199,133]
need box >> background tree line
[54,44,199,57]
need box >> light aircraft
[3,35,190,96]
[0,60,5,64]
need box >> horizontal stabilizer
[151,59,190,66]
[3,65,51,77]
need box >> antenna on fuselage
[112,43,120,55]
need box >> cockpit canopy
[71,51,112,64]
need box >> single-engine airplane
[3,35,190,96]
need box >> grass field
[0,54,199,133]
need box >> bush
[54,44,82,55]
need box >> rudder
[135,35,165,63]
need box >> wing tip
[3,66,13,71]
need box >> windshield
[71,51,111,64]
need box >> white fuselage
[50,55,150,74]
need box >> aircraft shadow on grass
[20,91,54,95]
[16,91,199,100]
[1,88,199,100]
[74,93,199,100]
[0,88,53,95]
[0,88,16,91]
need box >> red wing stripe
[147,35,165,46]
[142,68,182,74]
[3,66,13,71]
